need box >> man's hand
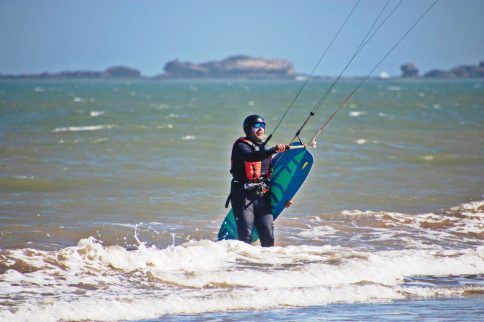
[275,144,291,152]
[285,199,294,208]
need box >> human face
[249,122,265,142]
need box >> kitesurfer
[227,115,292,247]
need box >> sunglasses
[252,122,266,129]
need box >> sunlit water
[0,79,483,321]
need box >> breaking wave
[0,235,483,321]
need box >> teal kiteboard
[217,142,314,242]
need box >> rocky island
[158,55,296,79]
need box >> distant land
[400,61,484,79]
[0,65,143,80]
[0,56,483,80]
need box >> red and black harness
[225,137,272,208]
[230,137,272,181]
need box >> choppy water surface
[0,79,483,321]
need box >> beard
[248,132,264,143]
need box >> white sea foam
[156,124,174,129]
[166,113,179,119]
[13,175,35,180]
[421,155,434,161]
[451,200,484,212]
[93,138,109,143]
[52,125,115,132]
[349,111,366,117]
[72,97,85,103]
[182,135,197,140]
[0,237,482,322]
[298,225,336,238]
[338,201,483,241]
[89,111,105,117]
[378,112,395,120]
[155,103,170,110]
[355,139,380,145]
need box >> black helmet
[243,114,265,136]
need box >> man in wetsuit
[228,115,290,247]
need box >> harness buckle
[244,178,269,198]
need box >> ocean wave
[333,201,484,244]
[281,200,483,252]
[0,237,482,321]
[52,125,115,133]
[338,200,483,235]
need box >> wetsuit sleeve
[234,143,277,162]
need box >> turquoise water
[0,79,483,321]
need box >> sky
[0,0,483,77]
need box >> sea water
[0,79,483,321]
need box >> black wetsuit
[230,138,278,247]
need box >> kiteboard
[217,141,314,242]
